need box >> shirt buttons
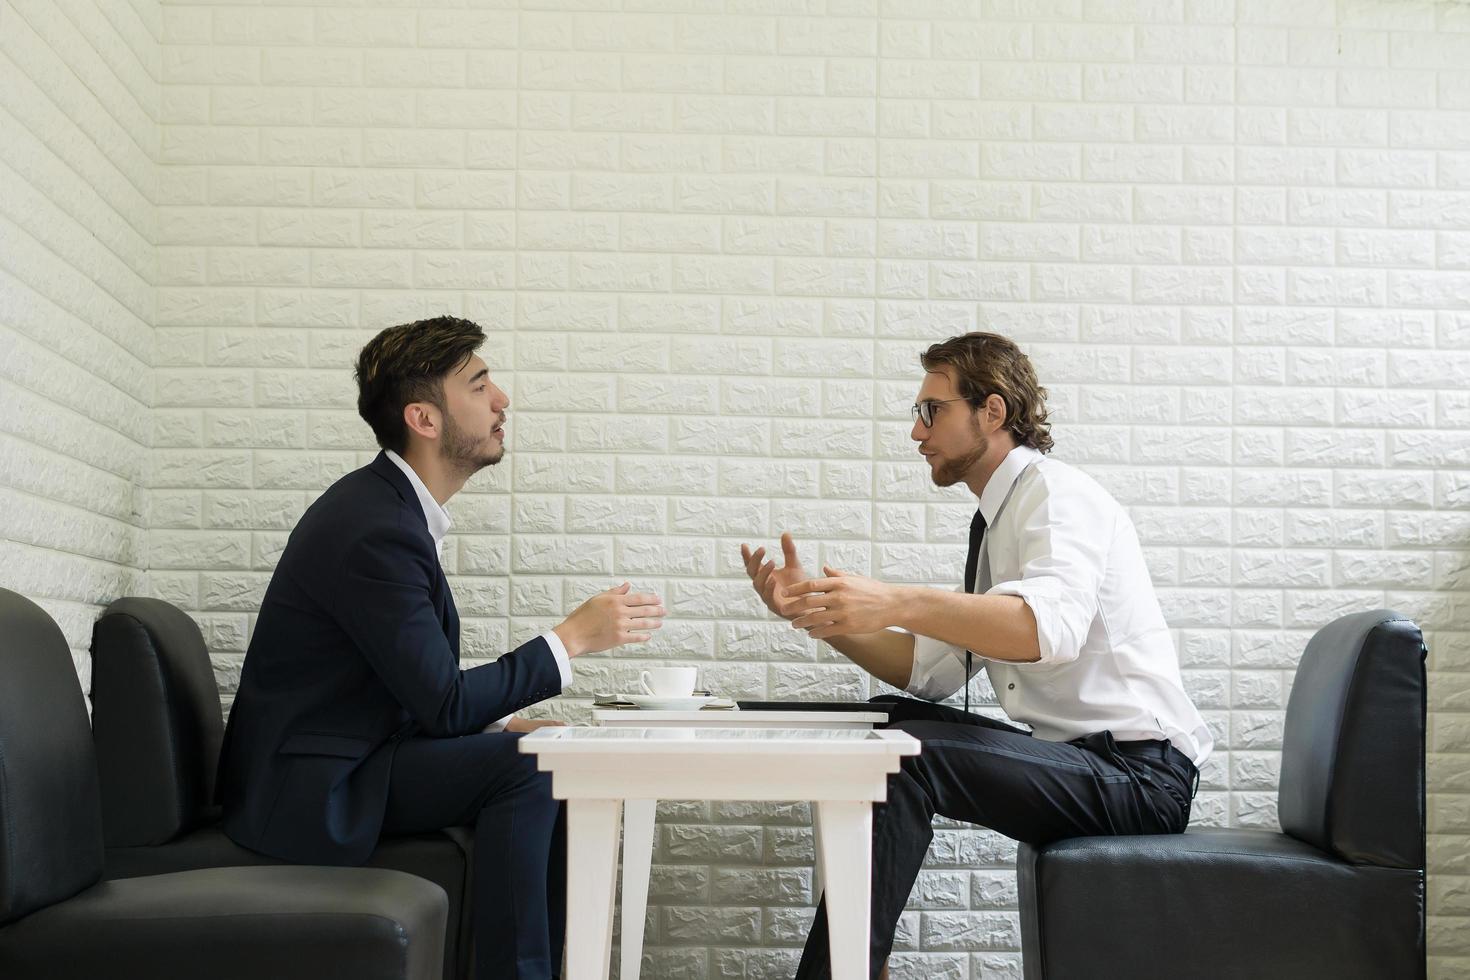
[1007,683,1016,690]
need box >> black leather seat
[0,587,447,980]
[1017,609,1427,980]
[89,596,476,980]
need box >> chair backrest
[1277,609,1426,868]
[0,588,105,924]
[91,597,225,847]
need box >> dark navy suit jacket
[217,452,563,865]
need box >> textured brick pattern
[0,0,159,691]
[2,0,1469,976]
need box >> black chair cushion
[1277,610,1426,867]
[1018,829,1424,980]
[0,865,445,980]
[0,589,104,924]
[103,825,475,980]
[92,597,225,846]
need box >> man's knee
[890,720,930,768]
[878,762,934,829]
[476,764,557,825]
[507,752,553,796]
[869,693,926,729]
[889,719,965,790]
[452,734,557,813]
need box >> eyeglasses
[911,397,971,428]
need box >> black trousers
[796,695,1198,980]
[382,732,566,980]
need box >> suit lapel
[373,451,461,660]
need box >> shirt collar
[384,449,452,554]
[977,444,1043,525]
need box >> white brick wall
[2,1,1468,976]
[0,0,159,690]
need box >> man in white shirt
[740,332,1210,980]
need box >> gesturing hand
[739,532,808,621]
[782,566,900,640]
[553,582,666,657]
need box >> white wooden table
[592,709,889,980]
[521,726,919,980]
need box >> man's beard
[930,431,988,488]
[440,408,503,477]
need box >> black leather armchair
[89,596,477,980]
[0,587,447,980]
[1017,609,1427,980]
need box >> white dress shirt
[384,451,571,730]
[907,445,1212,766]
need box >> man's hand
[739,532,809,621]
[784,566,904,640]
[504,716,566,734]
[552,582,666,658]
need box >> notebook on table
[734,700,888,714]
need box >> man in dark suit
[217,315,666,980]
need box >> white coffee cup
[639,666,698,697]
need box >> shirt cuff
[540,630,573,690]
[907,631,970,701]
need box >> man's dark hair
[921,332,1054,454]
[354,315,486,454]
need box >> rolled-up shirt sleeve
[984,479,1111,667]
[904,592,985,701]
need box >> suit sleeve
[333,519,564,737]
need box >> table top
[521,726,920,756]
[593,709,889,725]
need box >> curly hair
[920,332,1054,454]
[354,315,486,454]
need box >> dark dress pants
[796,695,1199,980]
[382,732,566,980]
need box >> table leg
[815,800,872,980]
[566,798,622,980]
[811,803,824,899]
[604,801,621,978]
[618,799,657,980]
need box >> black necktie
[963,509,987,596]
[961,509,986,714]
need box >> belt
[1114,738,1200,797]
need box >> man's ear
[981,393,1008,433]
[402,401,441,443]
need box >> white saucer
[622,693,717,711]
